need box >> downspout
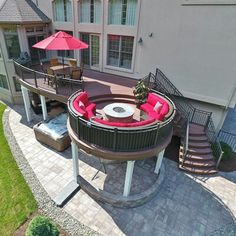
[72,0,77,62]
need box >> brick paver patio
[7,105,236,236]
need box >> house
[0,0,235,130]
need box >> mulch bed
[14,210,69,236]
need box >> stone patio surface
[7,105,236,236]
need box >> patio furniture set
[72,91,172,128]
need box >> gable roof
[0,0,51,24]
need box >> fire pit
[103,103,135,123]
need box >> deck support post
[21,85,32,122]
[123,160,135,197]
[154,149,165,174]
[71,141,79,183]
[40,95,48,121]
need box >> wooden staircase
[179,124,217,174]
[142,68,223,175]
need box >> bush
[220,142,233,161]
[26,216,59,236]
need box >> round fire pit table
[103,103,135,123]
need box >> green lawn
[0,103,37,235]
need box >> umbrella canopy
[32,31,88,50]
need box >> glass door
[28,35,46,63]
[81,33,100,69]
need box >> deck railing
[142,68,224,166]
[218,130,236,152]
[68,91,176,152]
[13,60,83,96]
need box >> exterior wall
[136,0,236,109]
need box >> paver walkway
[7,105,236,236]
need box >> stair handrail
[182,116,190,167]
[141,68,224,166]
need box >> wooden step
[181,141,210,149]
[179,152,214,162]
[179,165,217,175]
[179,159,216,168]
[189,123,205,136]
[188,135,208,142]
[181,147,212,155]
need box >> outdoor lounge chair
[16,52,31,66]
[70,68,83,80]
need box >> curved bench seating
[72,91,96,119]
[140,93,172,121]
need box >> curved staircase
[142,69,223,175]
[179,124,217,174]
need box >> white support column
[154,149,165,174]
[123,160,135,197]
[40,95,48,120]
[71,141,79,183]
[21,85,32,122]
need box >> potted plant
[133,80,149,107]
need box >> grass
[0,103,37,235]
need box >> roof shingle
[0,0,51,23]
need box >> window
[53,0,72,22]
[80,0,101,23]
[56,30,74,58]
[4,28,21,59]
[108,0,137,26]
[107,35,134,69]
[0,74,9,90]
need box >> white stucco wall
[136,1,236,108]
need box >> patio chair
[69,58,77,68]
[40,62,47,83]
[50,58,58,66]
[70,68,83,81]
[16,52,31,66]
[46,68,55,86]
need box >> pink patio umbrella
[32,31,88,65]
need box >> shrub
[220,142,233,161]
[26,216,59,236]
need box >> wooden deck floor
[21,64,137,100]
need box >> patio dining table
[50,65,71,75]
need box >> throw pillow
[153,101,162,112]
[78,101,85,110]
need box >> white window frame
[106,35,135,72]
[53,0,72,22]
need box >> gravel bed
[3,107,101,236]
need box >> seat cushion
[148,111,165,121]
[160,102,169,116]
[140,103,153,113]
[147,93,167,106]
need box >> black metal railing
[142,68,224,165]
[218,130,236,152]
[68,90,176,152]
[13,60,83,96]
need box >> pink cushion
[78,101,85,110]
[140,103,153,113]
[147,93,166,106]
[148,111,165,121]
[73,100,86,116]
[160,102,169,116]
[86,103,96,112]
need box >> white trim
[71,142,79,182]
[182,0,236,5]
[123,160,135,197]
[21,86,32,122]
[40,95,48,121]
[154,149,165,175]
